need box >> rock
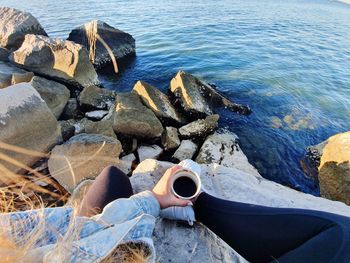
[170,71,251,117]
[30,76,70,118]
[179,114,219,139]
[0,83,61,174]
[85,110,108,121]
[172,140,198,161]
[0,47,9,61]
[10,34,99,88]
[0,7,47,50]
[85,118,117,138]
[195,130,261,177]
[161,127,180,150]
[59,120,76,141]
[48,133,122,193]
[118,153,136,174]
[318,131,350,205]
[61,98,83,120]
[306,140,328,169]
[137,145,163,162]
[170,71,212,117]
[69,179,94,205]
[119,137,138,154]
[131,159,350,263]
[67,20,135,69]
[112,93,164,139]
[0,61,34,89]
[132,80,183,124]
[78,85,116,110]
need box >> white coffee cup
[170,168,201,200]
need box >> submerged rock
[133,80,183,124]
[112,93,164,139]
[67,20,135,69]
[161,127,180,150]
[172,140,198,161]
[0,83,61,174]
[0,61,34,89]
[0,7,47,50]
[137,145,163,162]
[178,114,219,139]
[10,34,99,88]
[48,133,122,193]
[318,131,350,205]
[78,85,116,110]
[30,76,70,118]
[195,130,260,177]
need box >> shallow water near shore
[3,0,350,195]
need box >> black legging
[80,166,350,263]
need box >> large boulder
[196,130,260,177]
[318,131,350,205]
[112,93,164,139]
[30,76,70,118]
[170,71,251,117]
[0,7,47,50]
[67,20,135,69]
[0,61,34,89]
[10,34,99,88]
[0,83,61,174]
[133,80,183,124]
[131,159,350,263]
[161,127,180,150]
[178,114,219,139]
[78,85,116,110]
[48,133,122,193]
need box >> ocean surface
[2,0,350,195]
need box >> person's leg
[194,192,350,263]
[78,166,133,217]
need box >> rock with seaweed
[0,7,47,50]
[10,34,99,88]
[67,20,135,69]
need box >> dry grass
[0,142,150,262]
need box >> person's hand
[152,165,193,209]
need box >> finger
[171,196,192,207]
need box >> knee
[100,165,127,181]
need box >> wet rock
[118,153,136,174]
[0,48,9,61]
[67,20,135,69]
[137,145,163,162]
[0,83,61,174]
[170,70,212,117]
[172,140,198,161]
[133,80,183,124]
[179,114,219,139]
[48,133,122,193]
[78,85,116,110]
[85,110,108,121]
[195,130,261,177]
[318,131,350,205]
[0,7,47,50]
[162,127,180,150]
[30,76,70,118]
[0,61,34,89]
[112,93,164,139]
[306,140,328,169]
[170,71,251,117]
[10,34,99,88]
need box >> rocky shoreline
[0,6,350,262]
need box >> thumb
[171,196,193,207]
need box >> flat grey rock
[172,140,198,161]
